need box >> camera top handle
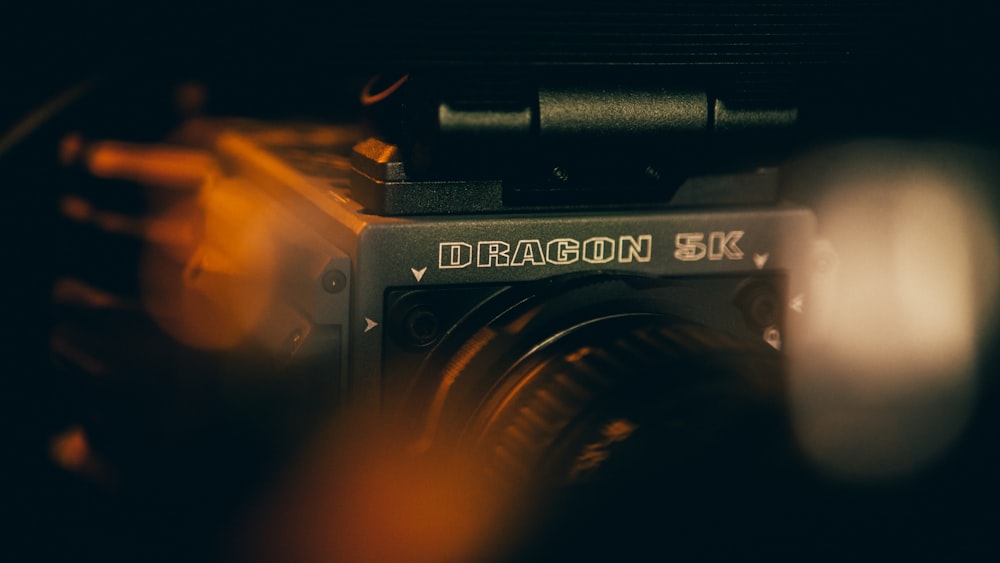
[353,74,797,215]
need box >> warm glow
[237,416,529,563]
[85,140,215,191]
[59,133,290,350]
[140,175,279,349]
[49,425,111,484]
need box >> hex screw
[748,291,779,328]
[321,269,347,293]
[738,283,780,330]
[402,307,440,347]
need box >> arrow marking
[789,294,804,314]
[411,267,427,282]
[753,253,769,269]
[364,317,379,333]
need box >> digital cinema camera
[115,72,821,560]
[17,2,1000,562]
[206,73,818,476]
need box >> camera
[34,65,1000,561]
[8,2,1000,562]
[35,72,828,560]
[197,76,819,457]
[74,74,826,560]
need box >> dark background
[3,1,1000,562]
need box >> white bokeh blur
[789,143,1000,480]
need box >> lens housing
[391,272,786,475]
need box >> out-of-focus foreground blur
[4,2,1000,562]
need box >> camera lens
[403,274,793,559]
[480,322,790,561]
[471,318,784,486]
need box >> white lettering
[675,231,744,262]
[546,238,580,265]
[439,242,473,269]
[438,235,657,269]
[511,239,546,266]
[618,234,652,263]
[582,237,616,264]
[708,231,744,261]
[477,241,511,267]
[674,233,707,261]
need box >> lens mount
[404,273,786,488]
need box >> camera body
[201,119,818,467]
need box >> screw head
[402,307,440,347]
[737,282,781,330]
[321,270,347,293]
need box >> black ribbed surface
[370,1,885,68]
[476,320,781,488]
